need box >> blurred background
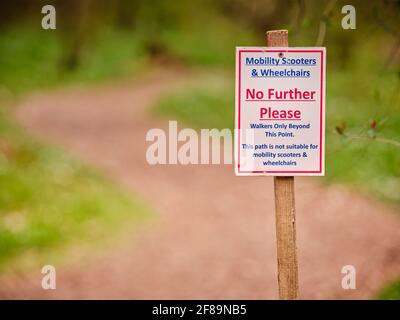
[0,0,399,299]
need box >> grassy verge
[377,279,400,300]
[0,110,149,270]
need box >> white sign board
[235,47,326,176]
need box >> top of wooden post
[266,30,288,47]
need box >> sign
[235,47,326,176]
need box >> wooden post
[266,30,299,300]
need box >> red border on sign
[237,49,324,174]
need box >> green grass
[377,279,400,300]
[324,67,400,202]
[0,110,149,268]
[156,71,235,128]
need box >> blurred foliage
[0,0,398,91]
[0,26,147,95]
[0,0,257,96]
[377,279,400,300]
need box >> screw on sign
[234,30,326,299]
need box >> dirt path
[1,68,399,299]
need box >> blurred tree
[372,0,400,67]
